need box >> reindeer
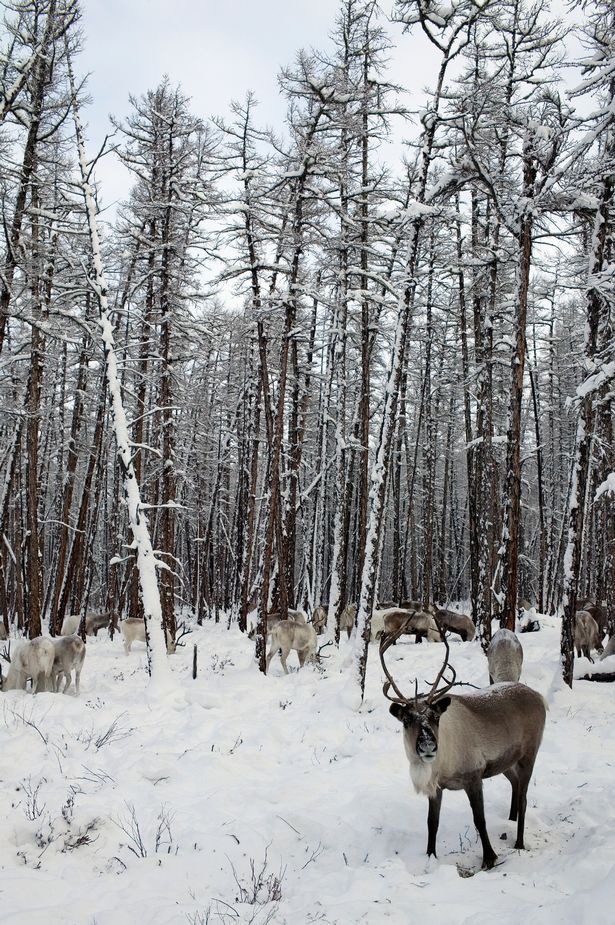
[380,609,441,644]
[381,628,546,870]
[120,618,187,655]
[311,605,327,635]
[1,637,55,693]
[580,600,607,641]
[247,609,307,640]
[400,600,437,615]
[487,629,523,683]
[340,603,356,639]
[61,612,111,637]
[435,609,475,642]
[574,610,603,661]
[85,612,111,636]
[265,621,318,674]
[51,635,86,694]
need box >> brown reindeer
[400,600,437,615]
[380,609,441,644]
[381,628,546,870]
[435,609,475,642]
[580,600,607,641]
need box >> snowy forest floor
[1,616,613,925]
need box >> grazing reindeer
[382,629,546,870]
[120,618,184,654]
[2,637,55,693]
[311,605,327,635]
[61,612,111,637]
[340,603,357,639]
[487,629,523,683]
[265,622,318,674]
[51,635,86,694]
[435,609,475,642]
[380,609,441,644]
[574,610,603,661]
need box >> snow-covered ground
[1,616,613,925]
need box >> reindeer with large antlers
[381,624,546,870]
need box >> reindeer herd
[256,594,612,869]
[0,594,612,871]
[0,611,189,694]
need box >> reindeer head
[380,620,456,764]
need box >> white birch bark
[66,50,173,690]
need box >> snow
[595,471,615,500]
[1,615,614,924]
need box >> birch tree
[66,49,173,687]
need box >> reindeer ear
[389,703,406,722]
[433,697,451,716]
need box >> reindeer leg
[280,645,289,674]
[513,758,536,850]
[504,769,519,821]
[426,787,443,858]
[465,777,497,870]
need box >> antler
[379,626,418,705]
[174,623,192,647]
[423,615,457,704]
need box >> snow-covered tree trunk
[497,123,540,631]
[561,182,610,687]
[67,51,172,688]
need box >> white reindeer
[52,635,86,694]
[265,622,318,674]
[120,618,177,654]
[2,637,55,693]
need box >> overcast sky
[77,1,431,209]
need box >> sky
[77,1,432,210]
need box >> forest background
[0,0,613,689]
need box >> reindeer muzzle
[416,725,438,762]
